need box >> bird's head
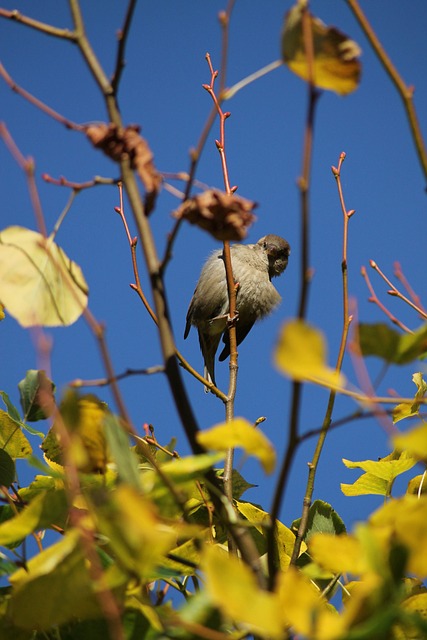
[257,235,291,278]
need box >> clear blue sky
[1,1,426,535]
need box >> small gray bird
[184,234,290,389]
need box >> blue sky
[1,0,426,537]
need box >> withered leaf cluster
[174,189,257,241]
[85,123,162,200]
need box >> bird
[184,234,290,389]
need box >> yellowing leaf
[341,473,389,497]
[43,391,110,473]
[370,496,427,577]
[202,544,284,638]
[92,485,177,579]
[393,423,427,462]
[196,418,276,474]
[341,450,417,496]
[276,567,346,639]
[310,533,366,575]
[281,0,361,95]
[0,489,68,547]
[393,372,427,423]
[7,530,115,630]
[275,320,346,390]
[0,409,32,458]
[0,226,88,327]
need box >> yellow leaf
[310,532,366,575]
[202,544,284,638]
[370,496,427,578]
[0,226,88,327]
[341,472,389,497]
[276,567,346,639]
[92,485,177,579]
[281,0,361,95]
[196,418,276,474]
[393,423,427,462]
[0,409,32,458]
[275,320,345,390]
[393,372,427,424]
[43,391,110,474]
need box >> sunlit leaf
[370,496,427,577]
[0,226,88,327]
[394,423,427,462]
[0,410,32,458]
[359,323,427,364]
[276,566,346,639]
[393,372,427,423]
[310,532,366,575]
[0,489,68,547]
[202,544,284,638]
[281,0,361,95]
[341,450,416,496]
[196,418,276,474]
[275,319,346,390]
[407,474,427,496]
[160,452,225,480]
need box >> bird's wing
[218,318,256,361]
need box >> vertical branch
[267,6,319,588]
[290,153,354,565]
[203,53,238,549]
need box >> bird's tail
[198,330,221,393]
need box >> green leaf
[0,410,32,458]
[359,323,427,364]
[281,0,361,95]
[7,530,112,630]
[0,226,89,327]
[215,468,256,499]
[0,449,15,488]
[18,370,55,422]
[104,414,142,489]
[0,391,22,424]
[291,499,346,543]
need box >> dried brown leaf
[85,123,161,204]
[174,190,257,241]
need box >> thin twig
[370,260,427,321]
[361,266,413,333]
[267,5,319,589]
[203,53,238,549]
[111,0,138,93]
[290,152,354,566]
[160,0,236,271]
[393,261,426,315]
[0,8,75,39]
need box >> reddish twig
[370,260,427,321]
[43,173,118,191]
[361,265,413,333]
[111,0,138,93]
[393,261,426,315]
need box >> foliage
[0,1,426,639]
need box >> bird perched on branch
[184,234,290,390]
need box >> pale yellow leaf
[202,544,283,638]
[275,320,346,390]
[282,0,361,95]
[0,226,88,327]
[276,567,346,639]
[196,418,276,474]
[393,423,427,462]
[310,532,366,575]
